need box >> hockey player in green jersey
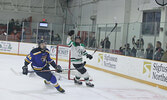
[67,30,94,87]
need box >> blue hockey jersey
[25,47,53,70]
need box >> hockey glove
[55,65,63,73]
[86,54,93,60]
[22,66,28,75]
[68,30,74,36]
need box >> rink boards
[0,40,167,90]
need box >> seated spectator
[145,43,153,60]
[136,49,145,58]
[119,43,131,56]
[124,43,131,56]
[119,46,124,55]
[161,44,167,62]
[154,41,164,61]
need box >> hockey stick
[10,68,22,76]
[28,68,76,73]
[91,23,118,55]
[28,61,87,73]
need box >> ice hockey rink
[0,54,166,100]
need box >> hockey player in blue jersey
[22,40,65,93]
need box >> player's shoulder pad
[80,43,85,47]
[31,48,41,54]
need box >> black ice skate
[74,78,82,85]
[57,86,65,93]
[86,82,94,87]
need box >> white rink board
[19,42,38,55]
[0,40,166,88]
[0,41,18,54]
[86,51,167,87]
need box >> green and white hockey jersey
[67,36,88,64]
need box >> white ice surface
[0,54,167,100]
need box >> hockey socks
[49,75,65,93]
[54,83,65,93]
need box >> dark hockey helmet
[75,36,81,41]
[68,30,75,36]
[38,39,47,52]
[38,39,46,46]
[75,36,81,46]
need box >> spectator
[55,33,61,41]
[131,36,144,57]
[101,37,111,49]
[119,45,124,55]
[161,44,167,62]
[124,43,131,56]
[136,49,145,58]
[13,29,17,35]
[15,19,20,26]
[15,19,21,31]
[131,36,137,57]
[138,35,144,48]
[51,31,54,44]
[2,32,7,36]
[105,37,110,49]
[145,43,153,60]
[135,39,145,58]
[100,39,104,48]
[8,19,15,35]
[84,37,88,47]
[89,36,96,48]
[154,41,164,61]
[84,34,96,48]
[119,43,131,56]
